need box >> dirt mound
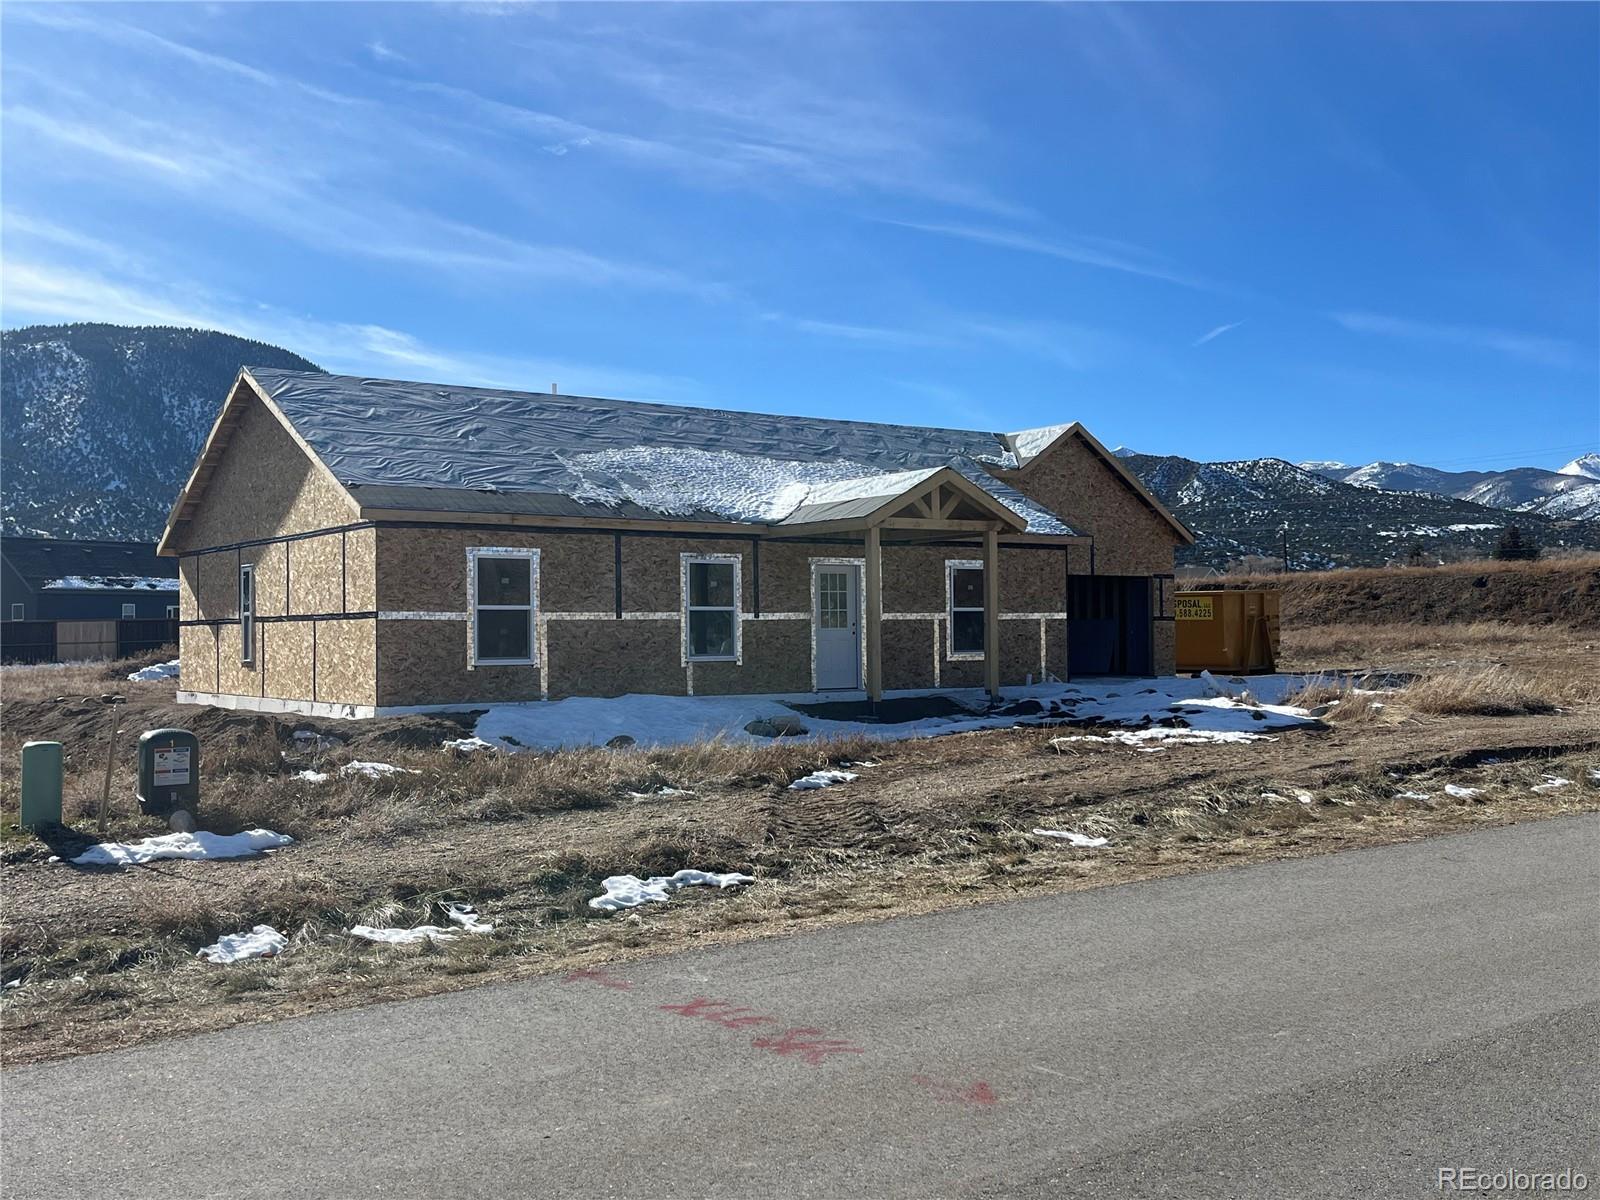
[1206,557,1600,629]
[0,695,476,765]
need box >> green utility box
[19,741,64,830]
[137,728,200,819]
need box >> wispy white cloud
[759,312,948,349]
[1192,320,1244,347]
[1331,311,1590,370]
[884,219,1221,293]
[6,99,724,300]
[367,40,410,65]
[0,255,690,398]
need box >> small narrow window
[167,605,179,621]
[239,563,255,664]
[946,560,986,659]
[9,603,23,621]
[469,548,537,666]
[120,602,137,620]
[684,556,740,661]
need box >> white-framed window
[120,602,137,619]
[167,605,179,620]
[238,563,255,664]
[9,603,23,621]
[945,559,986,659]
[681,553,741,663]
[468,547,538,667]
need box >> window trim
[945,558,986,660]
[120,602,137,620]
[9,603,23,622]
[467,547,539,668]
[680,552,742,664]
[167,605,179,621]
[239,563,255,664]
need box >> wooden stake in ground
[97,694,124,835]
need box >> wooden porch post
[865,526,883,702]
[984,526,1000,701]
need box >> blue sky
[2,2,1595,470]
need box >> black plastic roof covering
[250,368,1076,535]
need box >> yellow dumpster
[1175,589,1280,674]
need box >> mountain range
[1296,457,1600,522]
[1,323,1596,571]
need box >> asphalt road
[6,815,1597,1200]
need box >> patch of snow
[443,736,494,753]
[294,770,330,783]
[469,675,1325,752]
[1055,728,1276,748]
[1444,784,1482,800]
[292,730,342,751]
[1532,776,1571,793]
[589,869,756,912]
[339,761,420,779]
[1032,828,1109,848]
[198,925,286,964]
[442,902,493,933]
[71,828,293,867]
[788,768,858,791]
[626,786,695,799]
[350,924,458,945]
[127,659,179,682]
[1395,790,1431,801]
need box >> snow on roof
[248,369,1081,535]
[42,575,179,591]
[1006,423,1075,466]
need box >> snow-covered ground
[127,659,179,682]
[198,925,286,964]
[589,869,756,912]
[469,674,1325,752]
[69,829,293,867]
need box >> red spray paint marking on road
[659,997,776,1030]
[911,1074,1000,1106]
[750,1027,866,1066]
[559,968,998,1100]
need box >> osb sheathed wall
[171,394,357,552]
[992,433,1179,576]
[371,529,1076,705]
[174,390,377,708]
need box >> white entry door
[813,564,862,690]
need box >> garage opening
[1068,575,1153,676]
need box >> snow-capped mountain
[1299,457,1600,515]
[1559,452,1600,481]
[1122,452,1600,570]
[1,324,320,540]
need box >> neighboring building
[159,368,1193,718]
[1,536,180,663]
[1,536,179,622]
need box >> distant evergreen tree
[1492,525,1539,561]
[1406,542,1426,567]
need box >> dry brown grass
[1403,666,1571,717]
[1280,677,1385,722]
[0,647,176,703]
[1283,620,1547,663]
